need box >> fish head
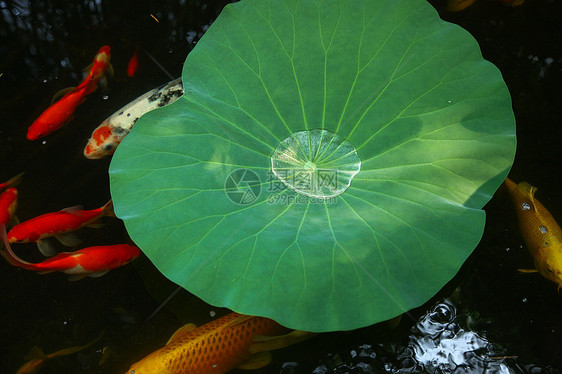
[84,123,119,159]
[125,352,168,374]
[536,249,562,290]
[26,120,51,141]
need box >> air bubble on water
[102,95,109,100]
[209,310,216,317]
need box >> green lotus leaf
[109,0,516,331]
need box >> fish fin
[60,205,84,214]
[50,87,76,104]
[1,171,24,190]
[166,323,197,344]
[82,63,93,73]
[87,270,109,278]
[518,268,539,273]
[37,239,57,256]
[101,200,115,218]
[49,330,105,359]
[249,330,316,354]
[107,63,114,79]
[55,232,82,247]
[67,274,88,281]
[236,351,272,370]
[24,346,48,361]
[98,76,107,92]
[0,224,34,269]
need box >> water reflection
[303,295,559,374]
[396,299,511,373]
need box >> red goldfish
[127,43,140,77]
[504,177,562,290]
[27,46,112,140]
[26,83,88,140]
[126,312,314,374]
[81,45,113,95]
[1,226,140,280]
[7,200,113,256]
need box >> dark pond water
[1,0,561,373]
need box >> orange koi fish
[81,45,113,95]
[0,227,140,280]
[504,177,562,290]
[16,331,104,374]
[7,201,113,256]
[127,43,140,77]
[26,83,88,140]
[126,312,314,374]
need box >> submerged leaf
[110,0,515,331]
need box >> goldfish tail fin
[49,330,105,358]
[23,346,48,361]
[100,200,115,218]
[1,172,24,191]
[82,63,93,74]
[0,224,35,270]
[50,87,76,105]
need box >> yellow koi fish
[504,177,562,290]
[126,312,314,374]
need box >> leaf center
[270,129,361,199]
